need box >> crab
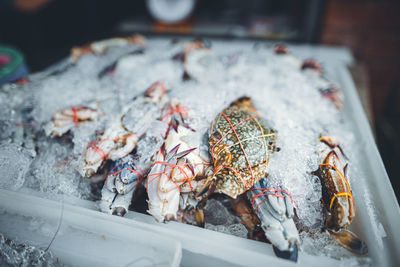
[312,136,368,255]
[146,100,211,222]
[146,127,211,222]
[70,34,146,63]
[200,96,277,199]
[81,81,168,177]
[99,120,168,216]
[247,178,300,261]
[196,97,300,261]
[45,106,102,137]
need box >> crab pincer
[313,136,368,255]
[100,155,143,216]
[247,178,300,262]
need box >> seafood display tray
[2,40,400,266]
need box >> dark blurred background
[0,0,399,200]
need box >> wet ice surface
[0,38,374,264]
[0,233,66,267]
[25,135,93,199]
[0,143,35,190]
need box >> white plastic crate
[1,39,399,267]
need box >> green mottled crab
[199,97,301,262]
[200,97,277,199]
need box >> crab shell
[316,137,355,230]
[209,97,276,198]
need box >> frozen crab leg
[45,106,102,137]
[99,120,168,216]
[247,178,300,262]
[81,82,168,177]
[313,136,368,255]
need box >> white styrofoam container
[2,39,400,266]
[0,189,182,267]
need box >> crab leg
[247,178,300,262]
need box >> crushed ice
[0,233,67,267]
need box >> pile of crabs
[42,36,367,262]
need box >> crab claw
[273,243,298,262]
[115,177,136,195]
[145,81,167,103]
[99,186,133,216]
[329,229,368,256]
[301,59,322,74]
[274,45,290,55]
[319,84,343,110]
[112,207,127,217]
[119,165,141,185]
[247,178,300,262]
[196,174,216,198]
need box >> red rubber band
[221,111,255,185]
[250,187,294,213]
[87,142,107,161]
[71,107,78,125]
